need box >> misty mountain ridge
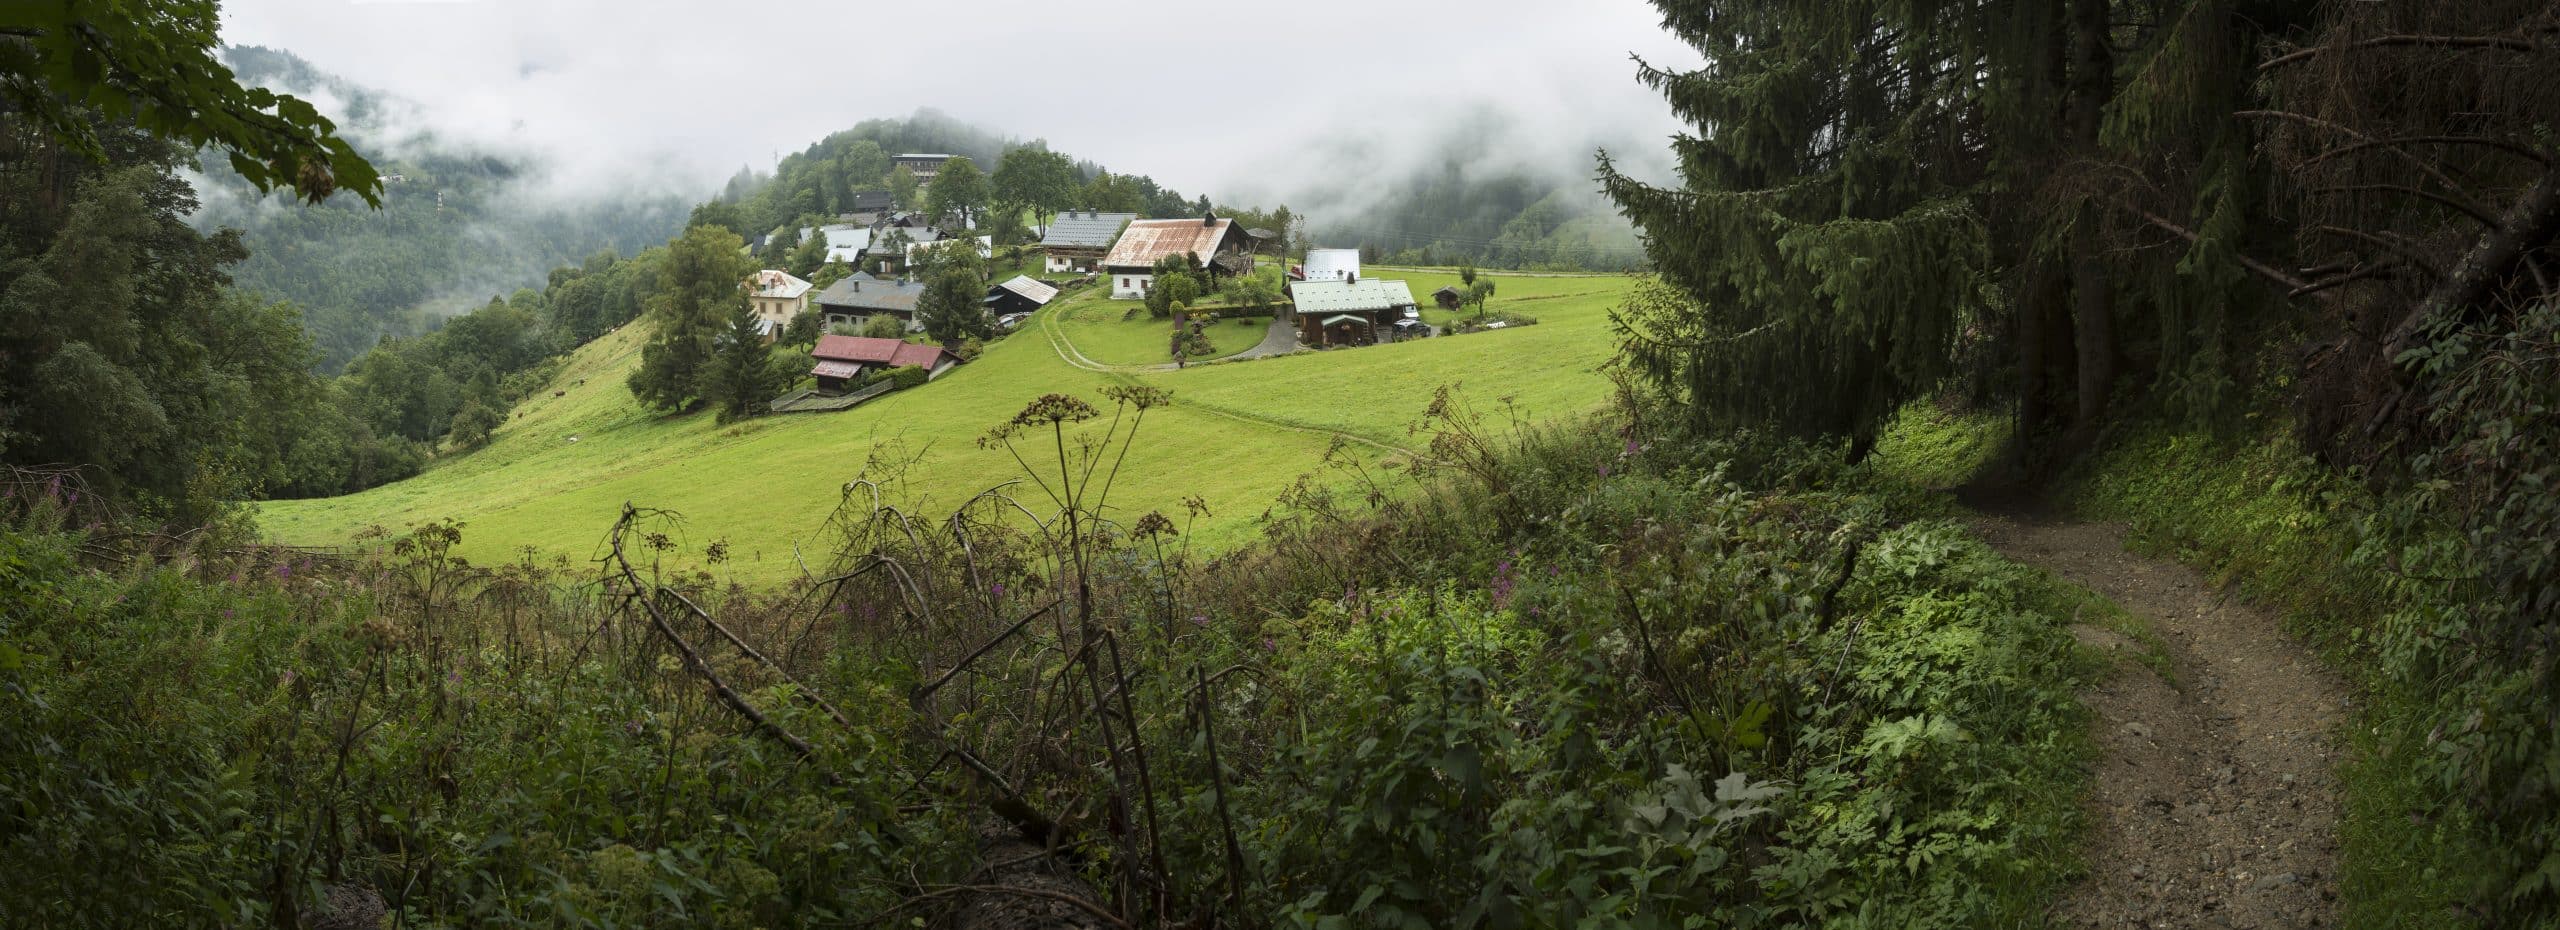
[191,46,691,372]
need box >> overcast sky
[219,0,1700,204]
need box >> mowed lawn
[260,268,1638,583]
[1045,284,1271,366]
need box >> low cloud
[218,0,1701,207]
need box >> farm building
[808,335,959,392]
[747,270,813,339]
[984,275,1060,316]
[813,273,924,327]
[891,153,953,183]
[1040,211,1136,273]
[1297,248,1361,283]
[1100,214,1249,300]
[1290,278,1417,347]
[1432,285,1463,310]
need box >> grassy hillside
[258,269,1637,582]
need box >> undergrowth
[0,388,2103,928]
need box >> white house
[810,224,872,264]
[1299,248,1361,282]
[1100,215,1248,300]
[747,269,814,337]
[1040,210,1136,273]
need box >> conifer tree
[1602,0,2291,461]
[628,225,752,411]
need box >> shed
[984,275,1061,317]
[1432,285,1464,310]
[809,334,959,393]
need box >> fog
[217,0,1702,206]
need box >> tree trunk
[2016,260,2076,447]
[2067,0,2116,431]
[2072,226,2117,428]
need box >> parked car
[996,312,1033,330]
[1391,318,1431,339]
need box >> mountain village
[730,154,1506,415]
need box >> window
[1121,278,1132,289]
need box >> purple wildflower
[274,563,292,579]
[1261,637,1277,652]
[279,669,296,686]
[222,609,234,619]
[1598,463,1611,478]
[1191,615,1208,627]
[990,582,1006,597]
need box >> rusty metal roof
[1101,217,1237,270]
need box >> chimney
[1202,211,1216,227]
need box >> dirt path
[1970,514,2346,929]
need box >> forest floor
[1969,510,2347,929]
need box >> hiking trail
[1970,513,2347,929]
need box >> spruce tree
[703,304,780,423]
[1600,0,2282,460]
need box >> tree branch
[2306,135,2552,170]
[2261,34,2540,71]
[2116,201,2314,293]
[2308,184,2504,230]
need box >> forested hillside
[192,47,688,371]
[1308,161,1647,270]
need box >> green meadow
[259,268,1638,583]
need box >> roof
[1041,211,1137,250]
[812,360,864,380]
[800,224,872,264]
[1302,248,1360,282]
[1290,278,1417,315]
[848,191,893,211]
[811,334,955,370]
[1317,313,1375,328]
[813,273,925,314]
[1433,285,1463,298]
[1102,217,1238,270]
[751,269,813,300]
[991,275,1059,306]
[893,153,953,162]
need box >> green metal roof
[1289,278,1416,315]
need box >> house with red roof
[808,334,961,393]
[1101,214,1249,299]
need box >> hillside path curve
[1971,514,2345,930]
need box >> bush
[864,365,932,391]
